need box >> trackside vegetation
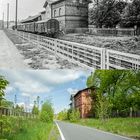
[0,75,59,140]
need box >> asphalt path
[0,30,28,69]
[56,121,135,140]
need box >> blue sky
[0,69,92,113]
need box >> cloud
[22,92,31,97]
[14,80,51,94]
[5,86,14,93]
[67,88,78,95]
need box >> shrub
[69,109,80,122]
[40,101,54,123]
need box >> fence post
[101,48,106,69]
[54,39,57,57]
[106,49,110,69]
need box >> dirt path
[0,30,28,69]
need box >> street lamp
[15,0,18,29]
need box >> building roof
[21,14,41,23]
[40,10,46,14]
[74,86,95,98]
[43,0,54,8]
[44,0,92,7]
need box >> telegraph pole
[7,3,9,29]
[2,12,4,29]
[15,0,18,29]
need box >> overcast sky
[0,0,93,21]
[0,0,47,21]
[0,69,91,113]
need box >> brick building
[70,87,95,118]
[43,0,92,33]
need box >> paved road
[56,121,134,140]
[0,30,28,69]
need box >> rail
[9,30,140,70]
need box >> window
[59,8,62,16]
[54,10,56,17]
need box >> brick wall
[51,0,89,33]
[74,89,93,118]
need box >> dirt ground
[4,30,81,70]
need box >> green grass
[73,118,140,139]
[1,117,54,140]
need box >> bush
[40,101,54,123]
[69,109,80,122]
[57,109,68,120]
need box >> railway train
[13,19,60,37]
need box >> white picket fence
[11,30,140,70]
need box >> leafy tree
[57,109,68,120]
[0,76,9,107]
[121,0,140,28]
[40,101,54,123]
[1,100,14,108]
[86,70,140,120]
[15,105,24,112]
[69,109,80,122]
[89,0,127,28]
[32,105,39,115]
[0,75,9,135]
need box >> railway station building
[70,86,95,118]
[43,0,92,33]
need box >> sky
[0,0,93,21]
[0,69,92,114]
[0,0,47,21]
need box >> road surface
[56,121,135,140]
[0,30,28,69]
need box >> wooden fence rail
[0,106,36,119]
[8,30,140,70]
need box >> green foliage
[57,109,68,120]
[121,0,140,28]
[32,105,39,115]
[0,117,53,140]
[15,105,24,112]
[0,75,9,105]
[69,109,80,122]
[87,70,140,120]
[90,0,127,28]
[40,101,54,123]
[1,100,14,108]
[57,109,80,122]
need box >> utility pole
[15,0,18,29]
[7,3,9,29]
[2,12,4,29]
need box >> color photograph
[0,70,140,140]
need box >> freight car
[16,19,60,37]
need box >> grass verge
[70,118,140,140]
[0,116,53,140]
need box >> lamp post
[15,0,18,29]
